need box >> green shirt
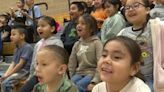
[34,75,79,92]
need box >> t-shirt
[13,42,33,71]
[26,5,42,26]
[117,22,153,78]
[33,74,79,92]
[92,77,151,92]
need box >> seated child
[0,14,11,42]
[69,14,103,92]
[92,36,151,92]
[0,25,33,92]
[33,45,78,92]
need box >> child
[92,36,151,92]
[118,0,164,91]
[150,0,164,20]
[61,1,85,55]
[18,15,64,92]
[69,14,103,92]
[0,14,11,42]
[22,0,42,27]
[33,45,78,92]
[10,0,27,24]
[101,0,126,43]
[84,0,94,14]
[91,0,108,30]
[0,25,33,92]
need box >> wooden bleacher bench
[2,42,16,61]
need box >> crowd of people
[0,0,164,92]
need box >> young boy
[34,45,78,92]
[0,25,33,92]
[22,0,42,26]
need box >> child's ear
[130,62,140,76]
[51,26,56,33]
[58,64,67,75]
[21,33,25,39]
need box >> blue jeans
[71,74,93,92]
[1,69,28,92]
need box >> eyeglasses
[124,2,145,11]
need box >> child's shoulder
[122,77,151,92]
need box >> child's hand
[0,75,8,82]
[21,11,28,16]
[87,83,95,91]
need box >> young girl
[1,26,33,92]
[19,15,63,92]
[118,0,164,91]
[34,45,78,92]
[69,14,103,92]
[101,0,126,43]
[92,36,151,92]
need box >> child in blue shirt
[0,25,33,92]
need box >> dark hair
[104,36,142,64]
[20,0,25,4]
[0,14,10,24]
[104,0,122,10]
[80,1,88,13]
[71,1,85,12]
[11,24,29,42]
[43,45,69,65]
[79,13,98,35]
[38,15,57,34]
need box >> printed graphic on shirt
[77,45,89,56]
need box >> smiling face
[98,40,137,84]
[69,4,83,20]
[105,2,118,17]
[94,0,103,8]
[125,0,150,27]
[76,16,92,39]
[37,18,55,39]
[35,49,62,84]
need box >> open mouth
[77,29,82,32]
[101,67,113,73]
[128,13,137,17]
[39,32,43,35]
[37,75,43,82]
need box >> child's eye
[101,53,107,58]
[42,63,47,66]
[111,55,122,61]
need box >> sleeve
[34,6,42,18]
[29,43,38,78]
[105,15,125,38]
[20,45,33,61]
[91,40,103,84]
[68,42,78,77]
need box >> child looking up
[92,36,151,92]
[69,14,103,92]
[34,45,78,92]
[0,25,33,92]
[19,15,63,92]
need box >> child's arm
[4,58,25,78]
[3,61,15,77]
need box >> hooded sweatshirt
[69,35,103,83]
